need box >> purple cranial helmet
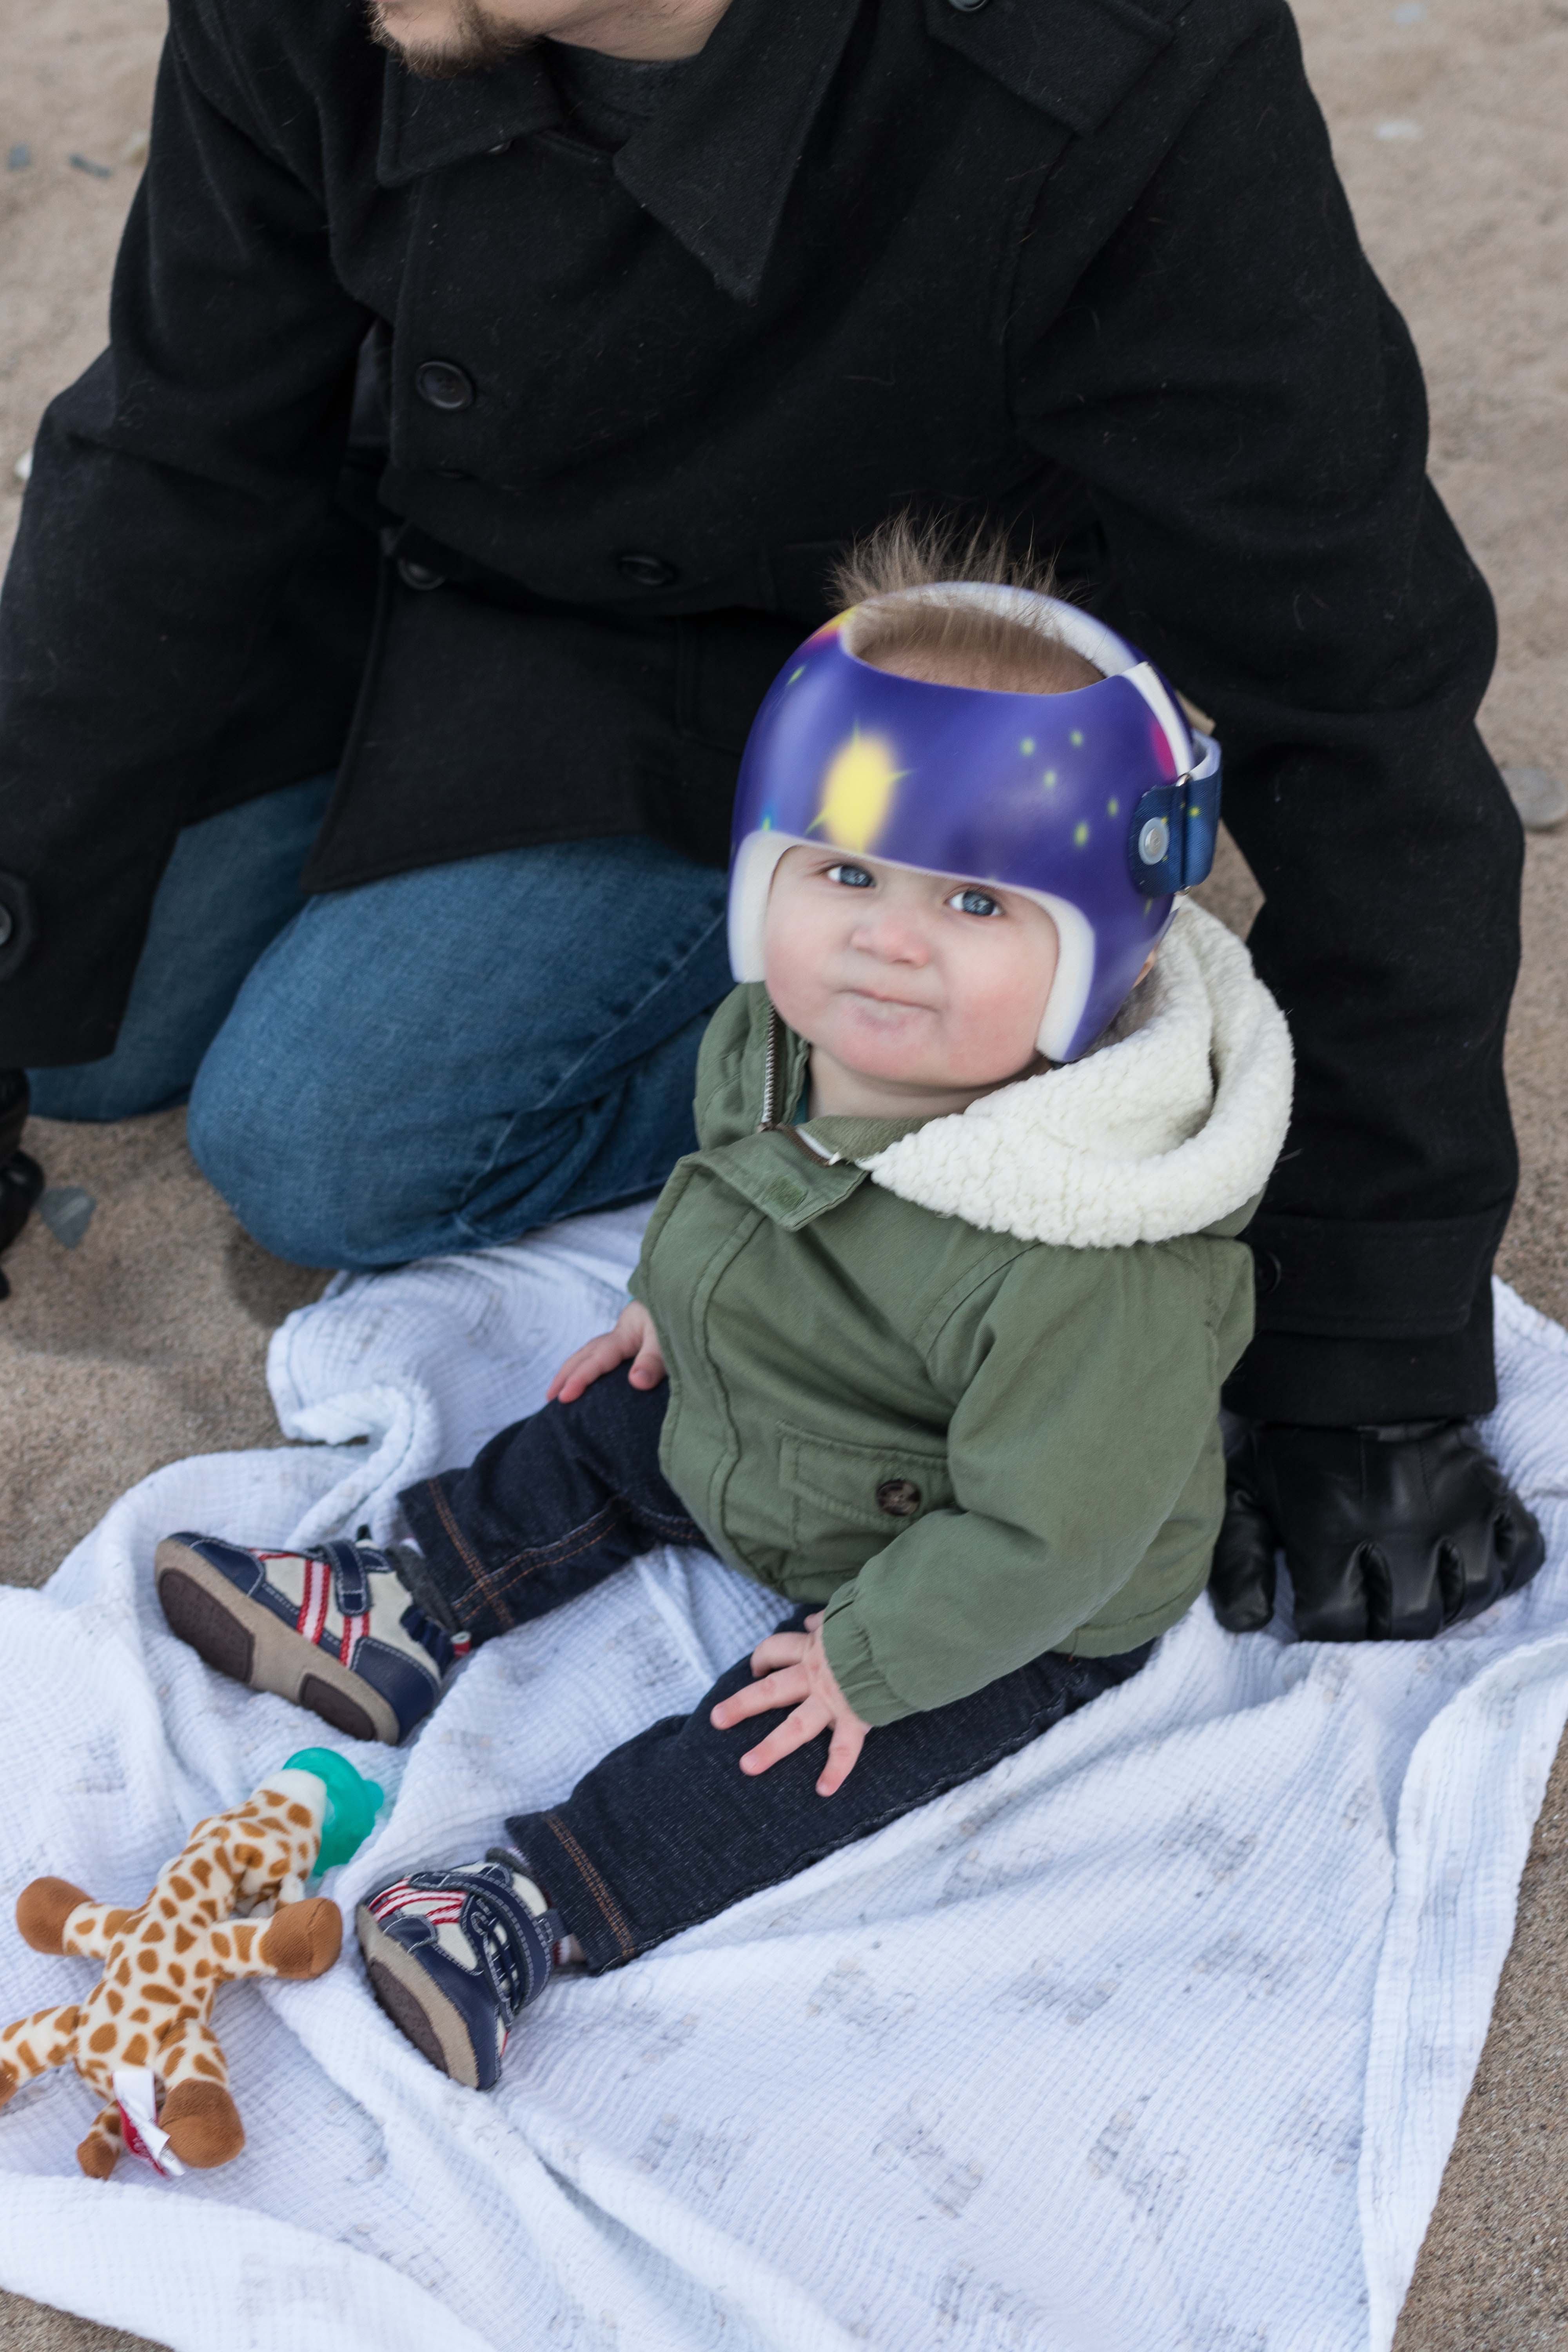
[728,586,1221,1063]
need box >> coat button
[1252,1248,1283,1299]
[397,556,446,591]
[414,359,476,411]
[0,907,11,949]
[617,550,679,588]
[876,1478,922,1519]
[948,0,989,13]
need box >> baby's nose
[851,909,930,962]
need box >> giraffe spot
[105,1991,123,2016]
[116,1961,132,1986]
[159,1898,177,1919]
[287,1804,313,1828]
[171,1876,194,1902]
[138,1949,159,1973]
[16,2043,38,2072]
[130,2009,150,2025]
[191,1861,211,1886]
[145,1985,180,2006]
[193,2053,222,2079]
[143,1921,165,1942]
[258,1814,285,1833]
[88,2024,118,2055]
[102,1910,131,1937]
[121,2035,149,2068]
[174,1926,196,1953]
[167,1964,185,1988]
[194,1960,211,1978]
[233,1926,255,1958]
[211,1933,231,1958]
[234,1844,262,1868]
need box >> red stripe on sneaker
[297,1557,330,1649]
[340,1611,370,1665]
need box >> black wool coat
[0,0,1523,1426]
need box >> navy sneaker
[154,1532,467,1746]
[356,1852,561,2089]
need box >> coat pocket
[778,1423,954,1554]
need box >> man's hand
[710,1610,871,1795]
[1210,1420,1546,1642]
[547,1300,666,1404]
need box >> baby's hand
[548,1300,666,1404]
[710,1611,871,1796]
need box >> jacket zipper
[756,1007,844,1165]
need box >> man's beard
[366,0,535,79]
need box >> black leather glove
[1211,1418,1547,1641]
[0,1069,44,1300]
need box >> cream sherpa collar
[850,899,1294,1249]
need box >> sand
[1,0,1566,2340]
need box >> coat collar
[376,0,863,302]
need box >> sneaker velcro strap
[323,1538,372,1620]
[441,1870,559,2012]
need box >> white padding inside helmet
[729,831,1094,1064]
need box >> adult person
[0,0,1543,1638]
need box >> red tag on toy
[113,2066,185,2178]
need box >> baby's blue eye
[950,887,1001,917]
[826,863,874,889]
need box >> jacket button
[876,1478,922,1519]
[617,550,679,588]
[397,556,446,591]
[0,907,11,949]
[1252,1249,1283,1299]
[414,359,476,411]
[948,0,989,12]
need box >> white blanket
[2,1208,1566,2352]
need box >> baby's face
[763,846,1059,1098]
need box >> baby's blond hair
[831,514,1101,698]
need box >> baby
[154,526,1292,2089]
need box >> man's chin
[366,0,536,78]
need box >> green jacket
[629,901,1293,1726]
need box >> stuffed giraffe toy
[0,1755,380,2177]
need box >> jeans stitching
[423,1481,497,1606]
[543,1814,636,1960]
[483,1502,632,1602]
[632,1504,702,1543]
[487,1497,704,1581]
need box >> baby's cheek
[957,970,1049,1076]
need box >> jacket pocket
[778,1423,954,1553]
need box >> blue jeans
[29,778,732,1266]
[399,1368,1154,1970]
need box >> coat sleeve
[0,7,370,1065]
[1006,1,1520,1426]
[818,1243,1223,1724]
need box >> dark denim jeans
[400,1372,1153,1972]
[29,775,731,1269]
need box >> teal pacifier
[283,1748,386,1876]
